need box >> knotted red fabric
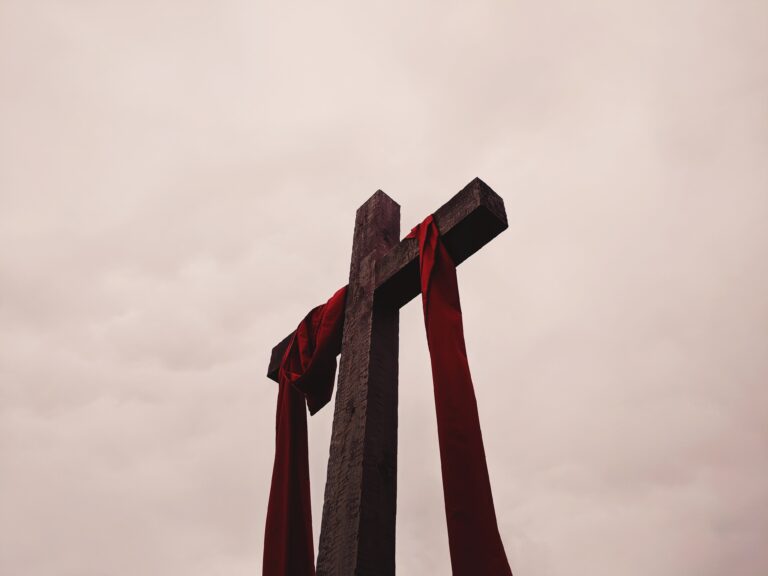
[262,286,347,576]
[408,214,513,576]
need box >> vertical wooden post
[316,191,400,576]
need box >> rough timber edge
[374,176,508,308]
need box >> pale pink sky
[1,1,767,574]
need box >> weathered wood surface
[264,177,508,575]
[375,177,507,309]
[315,191,400,576]
[266,177,507,381]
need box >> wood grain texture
[374,177,508,309]
[315,191,400,576]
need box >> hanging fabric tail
[409,215,513,576]
[262,286,347,576]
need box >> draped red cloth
[408,215,513,575]
[263,215,512,575]
[262,286,347,576]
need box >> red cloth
[264,215,512,575]
[409,214,513,575]
[262,286,347,576]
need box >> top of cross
[267,177,507,381]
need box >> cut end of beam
[375,178,507,308]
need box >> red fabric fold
[262,286,347,576]
[408,215,513,576]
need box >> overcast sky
[1,1,767,574]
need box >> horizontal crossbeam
[267,177,507,382]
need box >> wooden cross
[266,178,508,576]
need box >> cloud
[1,0,767,574]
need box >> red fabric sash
[263,215,512,575]
[408,214,512,575]
[262,286,347,576]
